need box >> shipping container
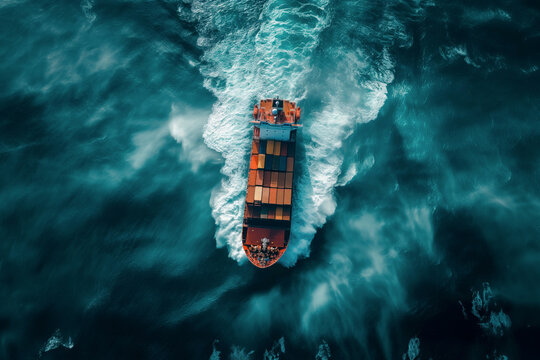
[256,170,264,186]
[254,186,263,202]
[263,171,272,187]
[286,157,294,171]
[248,170,256,186]
[287,142,295,157]
[280,143,288,156]
[272,156,280,171]
[252,139,259,154]
[258,154,265,169]
[278,172,285,188]
[285,172,293,188]
[265,155,273,170]
[271,172,279,187]
[284,189,292,205]
[269,188,277,204]
[262,187,270,203]
[268,207,275,220]
[273,141,281,156]
[253,206,261,219]
[275,206,283,220]
[283,207,291,221]
[247,186,255,203]
[276,189,284,205]
[266,140,274,154]
[250,155,258,169]
[279,156,287,171]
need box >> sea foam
[187,0,396,265]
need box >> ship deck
[242,137,295,267]
[252,99,300,125]
[242,98,300,268]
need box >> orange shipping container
[271,172,279,187]
[252,140,259,154]
[273,141,281,156]
[262,187,270,203]
[247,186,255,203]
[254,186,263,202]
[286,157,294,171]
[284,189,292,205]
[275,206,283,220]
[277,189,284,205]
[285,172,293,188]
[256,170,264,186]
[269,188,277,204]
[258,154,266,169]
[248,170,256,186]
[250,155,258,169]
[278,172,285,188]
[266,140,274,154]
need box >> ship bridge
[251,98,302,142]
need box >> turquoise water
[1,0,539,359]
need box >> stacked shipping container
[245,139,294,223]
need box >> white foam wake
[39,329,74,357]
[281,48,396,265]
[187,0,331,261]
[279,0,413,265]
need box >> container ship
[242,98,302,268]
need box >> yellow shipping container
[254,186,263,201]
[273,141,281,156]
[275,206,283,220]
[266,140,274,154]
[257,154,266,169]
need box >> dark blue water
[1,0,539,359]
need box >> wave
[81,0,96,23]
[281,0,403,265]
[468,282,512,336]
[315,340,332,359]
[208,337,286,360]
[39,329,74,357]
[402,337,420,360]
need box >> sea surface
[1,0,539,359]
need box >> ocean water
[1,0,539,359]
